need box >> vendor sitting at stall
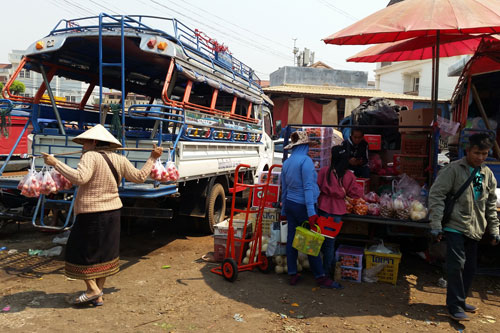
[341,128,370,178]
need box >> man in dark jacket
[341,128,369,178]
[428,133,500,321]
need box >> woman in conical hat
[42,124,163,306]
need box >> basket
[364,244,402,285]
[401,133,429,155]
[399,156,428,177]
[292,222,325,256]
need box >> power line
[317,0,359,21]
[174,0,291,52]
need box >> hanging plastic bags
[150,151,179,182]
[19,159,41,198]
[50,168,73,190]
[40,167,58,195]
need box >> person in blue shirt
[281,131,343,289]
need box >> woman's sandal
[69,291,103,305]
[91,299,104,307]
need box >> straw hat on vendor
[284,131,311,150]
[72,124,123,149]
[41,124,163,307]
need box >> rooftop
[263,84,442,101]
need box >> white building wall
[7,50,88,102]
[375,56,464,100]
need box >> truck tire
[205,183,226,233]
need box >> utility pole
[292,38,298,66]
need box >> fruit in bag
[40,170,58,195]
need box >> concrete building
[373,56,466,100]
[7,50,89,102]
[0,64,11,84]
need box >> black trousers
[445,231,478,314]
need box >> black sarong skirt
[65,209,120,280]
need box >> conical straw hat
[72,124,122,148]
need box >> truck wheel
[206,183,226,233]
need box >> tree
[10,81,25,95]
[0,82,4,91]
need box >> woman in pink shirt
[317,145,363,279]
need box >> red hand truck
[211,164,282,282]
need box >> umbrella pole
[431,32,441,182]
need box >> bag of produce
[50,168,72,190]
[367,203,380,216]
[166,160,179,182]
[393,194,410,220]
[40,169,58,195]
[365,191,380,203]
[380,193,394,218]
[150,158,167,181]
[20,167,41,198]
[410,200,428,221]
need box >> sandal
[317,276,344,289]
[91,299,104,307]
[69,291,103,305]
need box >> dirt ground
[0,220,499,333]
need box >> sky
[0,0,391,80]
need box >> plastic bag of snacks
[352,198,368,216]
[40,168,58,195]
[50,168,72,190]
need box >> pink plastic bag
[365,191,380,203]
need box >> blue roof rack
[46,14,262,93]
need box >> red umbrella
[323,0,500,119]
[324,0,500,45]
[346,35,498,63]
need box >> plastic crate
[364,244,402,285]
[340,266,362,283]
[401,133,430,155]
[335,245,363,268]
[399,156,428,177]
[308,147,331,159]
[213,235,247,262]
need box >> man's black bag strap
[451,166,480,202]
[99,152,120,187]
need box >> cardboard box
[252,184,280,208]
[356,178,370,194]
[214,219,249,239]
[399,108,433,133]
[364,134,381,150]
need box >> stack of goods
[397,132,431,185]
[379,193,427,221]
[213,219,250,262]
[303,127,333,170]
[336,245,364,283]
[252,171,281,208]
[247,207,279,237]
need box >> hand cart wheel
[222,258,238,282]
[257,254,273,274]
